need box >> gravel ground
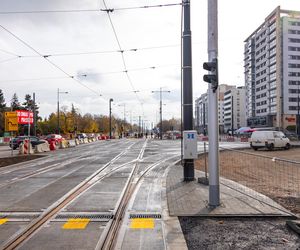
[179,217,300,250]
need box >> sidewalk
[166,164,294,217]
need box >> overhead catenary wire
[21,44,181,58]
[102,0,143,110]
[0,24,103,98]
[0,64,178,84]
[0,3,182,14]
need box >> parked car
[45,134,63,145]
[235,127,251,137]
[9,136,47,150]
[76,133,88,140]
[250,131,290,151]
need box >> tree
[11,93,22,111]
[0,89,6,110]
[0,89,6,136]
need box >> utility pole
[138,116,141,137]
[109,98,113,139]
[207,0,220,207]
[182,0,194,181]
[57,88,68,135]
[118,103,126,137]
[152,87,170,140]
[33,92,36,136]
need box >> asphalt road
[0,139,182,249]
[0,139,260,249]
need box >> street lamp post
[109,98,113,139]
[57,88,68,135]
[152,87,170,139]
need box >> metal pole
[57,88,60,134]
[182,0,194,181]
[138,116,141,137]
[33,92,36,136]
[231,95,234,136]
[109,98,113,139]
[160,87,163,140]
[203,102,206,136]
[207,0,220,206]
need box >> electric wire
[0,3,182,14]
[0,64,178,84]
[102,0,143,110]
[21,44,180,58]
[0,24,102,97]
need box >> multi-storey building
[223,86,247,133]
[244,6,300,129]
[195,84,234,134]
[195,93,208,134]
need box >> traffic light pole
[207,0,220,207]
[182,0,194,181]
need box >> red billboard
[16,110,33,124]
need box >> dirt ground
[0,155,45,168]
[195,147,300,215]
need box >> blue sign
[187,133,194,139]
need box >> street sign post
[5,117,18,131]
[4,112,18,132]
[4,112,18,157]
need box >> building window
[288,21,300,26]
[288,63,300,68]
[289,38,300,43]
[289,80,300,85]
[289,72,300,77]
[288,46,300,51]
[289,106,298,110]
[289,89,300,94]
[289,55,300,60]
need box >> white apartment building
[195,93,208,134]
[195,84,234,134]
[223,86,247,133]
[244,6,300,129]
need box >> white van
[250,131,290,150]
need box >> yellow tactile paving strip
[130,218,154,229]
[62,218,90,230]
[0,218,8,225]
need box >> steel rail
[1,140,139,250]
[98,145,179,250]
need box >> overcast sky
[0,0,300,127]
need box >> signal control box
[183,130,198,159]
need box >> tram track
[1,139,180,250]
[98,145,179,250]
[1,140,140,250]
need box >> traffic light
[203,58,218,92]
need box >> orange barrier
[240,137,249,142]
[49,141,56,151]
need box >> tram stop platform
[166,164,294,218]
